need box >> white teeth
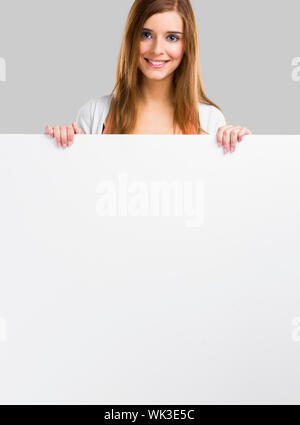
[148,59,167,65]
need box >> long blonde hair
[106,0,225,134]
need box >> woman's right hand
[44,122,83,148]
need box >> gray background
[0,0,299,134]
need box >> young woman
[45,0,251,154]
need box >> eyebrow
[142,27,183,35]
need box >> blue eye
[141,32,179,42]
[168,35,179,42]
[142,32,151,39]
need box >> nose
[151,36,165,56]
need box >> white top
[75,94,227,135]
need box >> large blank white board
[0,134,300,404]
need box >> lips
[145,58,170,63]
[144,58,170,69]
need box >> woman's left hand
[216,125,252,154]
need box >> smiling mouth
[145,58,170,63]
[144,58,170,69]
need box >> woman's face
[138,11,185,81]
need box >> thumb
[72,122,83,134]
[44,125,52,134]
[44,125,54,137]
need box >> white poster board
[0,134,300,404]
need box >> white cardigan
[75,94,227,135]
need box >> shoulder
[76,95,112,120]
[198,102,227,135]
[75,95,113,134]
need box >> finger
[216,125,234,151]
[53,126,62,147]
[216,126,227,146]
[72,122,82,134]
[230,126,242,152]
[237,128,252,142]
[44,125,54,138]
[60,126,68,148]
[67,126,74,146]
[222,126,235,154]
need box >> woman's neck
[139,75,175,106]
